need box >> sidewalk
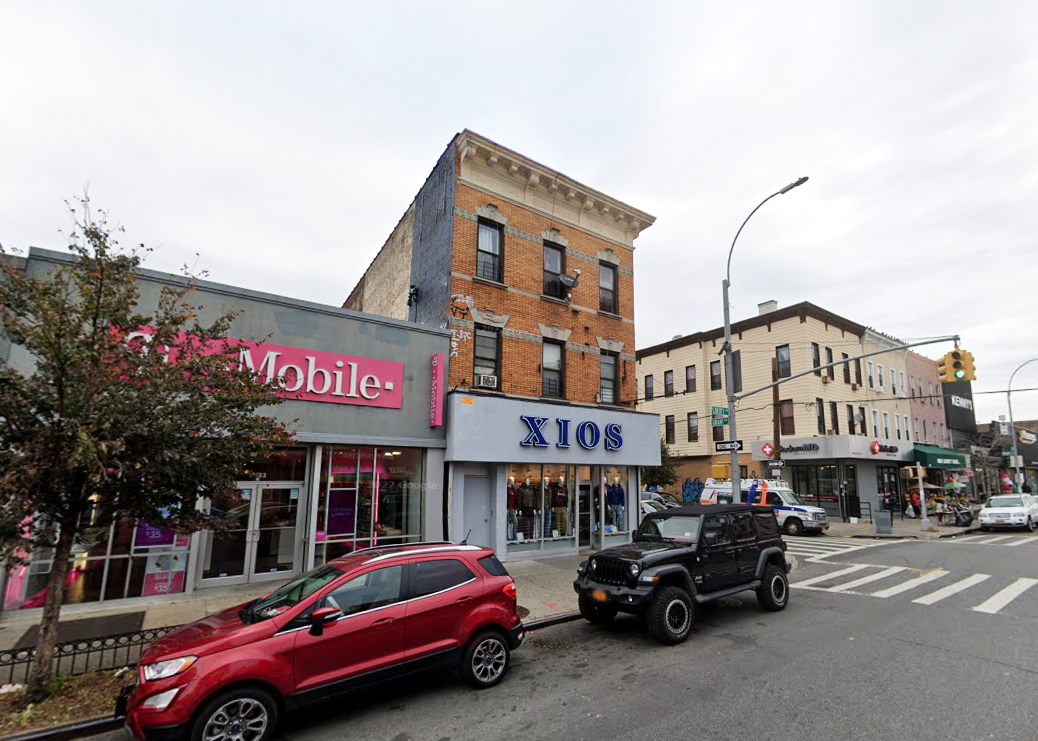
[0,518,976,651]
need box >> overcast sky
[2,1,1036,426]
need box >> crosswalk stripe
[977,535,1017,544]
[871,570,949,598]
[971,578,1038,614]
[1003,536,1038,548]
[912,573,991,605]
[792,563,870,588]
[827,566,907,593]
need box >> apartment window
[665,415,675,445]
[899,371,906,396]
[816,398,826,434]
[895,414,902,440]
[928,382,934,405]
[890,368,897,395]
[847,405,855,436]
[915,420,920,441]
[541,341,564,398]
[843,354,851,384]
[730,350,743,394]
[543,242,565,299]
[687,412,699,442]
[664,370,674,397]
[599,352,618,404]
[644,374,654,401]
[867,361,875,389]
[473,327,500,388]
[855,359,862,386]
[825,348,835,379]
[476,220,503,282]
[872,410,879,438]
[859,407,867,435]
[830,402,839,435]
[685,365,697,393]
[904,415,911,441]
[937,390,942,408]
[710,360,722,390]
[812,343,821,375]
[776,345,791,378]
[780,400,795,435]
[598,263,618,314]
[882,412,890,438]
[922,420,928,442]
[878,364,886,392]
[712,424,725,442]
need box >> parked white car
[978,494,1038,532]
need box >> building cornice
[455,130,656,247]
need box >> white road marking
[912,573,991,605]
[971,578,1038,614]
[826,566,907,593]
[976,535,1017,544]
[791,563,870,588]
[870,570,949,598]
[1003,536,1038,548]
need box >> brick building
[344,130,661,560]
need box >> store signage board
[430,352,444,427]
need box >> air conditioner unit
[821,375,831,384]
[851,382,858,391]
[475,374,498,389]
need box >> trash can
[875,510,893,534]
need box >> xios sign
[519,415,624,451]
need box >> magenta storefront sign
[430,352,444,427]
[124,330,405,409]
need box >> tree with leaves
[0,199,294,700]
[641,438,679,491]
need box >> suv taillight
[502,582,517,601]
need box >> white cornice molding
[469,308,509,328]
[475,204,508,225]
[597,336,625,353]
[456,130,656,245]
[538,323,573,342]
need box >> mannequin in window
[609,476,626,531]
[507,476,517,541]
[518,477,537,538]
[543,477,554,537]
[553,475,569,537]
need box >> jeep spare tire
[579,595,619,625]
[647,586,694,645]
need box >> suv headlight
[143,656,198,682]
[629,563,641,577]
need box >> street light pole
[722,177,808,501]
[1008,358,1038,489]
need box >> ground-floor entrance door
[199,481,306,587]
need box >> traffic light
[937,350,967,382]
[959,350,976,381]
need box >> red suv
[120,543,523,741]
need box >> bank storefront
[0,249,449,614]
[444,393,660,561]
[751,436,914,519]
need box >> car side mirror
[308,605,342,636]
[703,532,718,547]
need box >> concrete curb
[0,716,122,741]
[524,612,582,631]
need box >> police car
[699,478,828,536]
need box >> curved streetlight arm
[725,177,808,286]
[1008,358,1038,487]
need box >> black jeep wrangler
[573,503,791,644]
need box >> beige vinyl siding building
[637,301,918,516]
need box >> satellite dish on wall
[560,269,580,288]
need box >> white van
[700,478,829,536]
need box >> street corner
[787,553,801,572]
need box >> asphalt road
[88,532,1038,741]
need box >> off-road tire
[784,518,804,537]
[459,630,510,689]
[190,687,278,741]
[579,595,619,625]
[756,564,789,612]
[646,586,694,645]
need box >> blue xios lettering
[604,422,623,451]
[519,416,623,451]
[519,416,550,447]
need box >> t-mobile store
[1,248,449,614]
[444,392,660,561]
[751,435,914,519]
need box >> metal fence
[0,625,182,686]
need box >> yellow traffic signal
[937,350,967,382]
[960,350,976,381]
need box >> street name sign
[710,418,727,427]
[711,406,729,416]
[715,440,743,452]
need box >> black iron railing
[0,625,182,685]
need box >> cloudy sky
[2,1,1036,425]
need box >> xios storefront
[0,248,449,614]
[444,392,660,561]
[750,435,914,519]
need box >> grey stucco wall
[410,141,456,328]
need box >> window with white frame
[899,371,906,396]
[825,348,835,379]
[868,361,875,389]
[599,352,618,404]
[859,407,867,435]
[664,370,674,397]
[477,220,503,282]
[890,368,897,395]
[878,365,886,392]
[665,415,675,445]
[883,412,890,438]
[847,405,855,435]
[542,341,564,398]
[599,263,618,314]
[872,410,879,438]
[895,414,901,440]
[687,412,699,442]
[685,365,696,393]
[928,382,934,405]
[817,397,826,434]
[474,327,500,387]
[904,415,911,440]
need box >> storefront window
[506,463,576,555]
[314,445,424,565]
[246,447,309,481]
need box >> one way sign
[714,440,744,452]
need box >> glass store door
[200,482,305,587]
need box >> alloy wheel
[202,698,268,741]
[665,599,690,635]
[471,636,507,684]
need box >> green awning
[913,444,967,469]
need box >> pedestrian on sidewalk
[908,490,921,518]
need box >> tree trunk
[26,523,76,702]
